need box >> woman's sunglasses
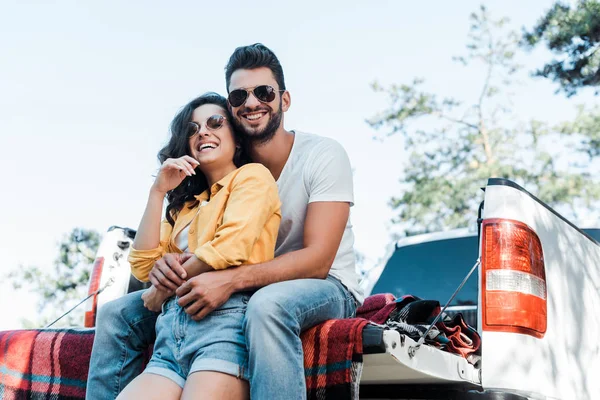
[227,85,285,108]
[188,114,226,136]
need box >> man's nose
[244,91,261,108]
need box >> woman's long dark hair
[159,92,249,226]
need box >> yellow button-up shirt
[128,163,281,282]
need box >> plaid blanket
[302,318,369,400]
[0,329,94,400]
[0,294,415,400]
[0,324,371,400]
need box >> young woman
[117,92,281,400]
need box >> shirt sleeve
[195,164,281,270]
[128,219,173,282]
[306,138,354,205]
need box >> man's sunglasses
[227,85,284,108]
[188,114,226,136]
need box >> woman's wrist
[149,185,167,198]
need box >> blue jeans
[86,276,356,400]
[145,293,251,386]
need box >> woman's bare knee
[182,371,249,400]
[116,373,182,400]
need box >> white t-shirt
[175,200,209,252]
[275,131,363,303]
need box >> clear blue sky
[0,0,594,329]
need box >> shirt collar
[193,168,237,201]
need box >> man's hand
[149,253,193,291]
[176,268,237,321]
[142,286,173,312]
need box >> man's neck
[250,128,295,181]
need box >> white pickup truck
[85,178,600,400]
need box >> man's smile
[241,110,268,123]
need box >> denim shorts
[143,292,251,387]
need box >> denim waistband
[161,292,253,314]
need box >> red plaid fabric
[0,294,400,400]
[0,329,94,400]
[355,293,396,322]
[302,318,369,400]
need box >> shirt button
[189,227,195,234]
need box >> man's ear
[281,91,291,112]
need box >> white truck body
[478,180,600,399]
[360,179,600,400]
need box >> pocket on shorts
[211,293,250,316]
[154,298,178,338]
[160,296,178,314]
[155,297,178,331]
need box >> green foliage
[523,0,600,96]
[8,228,101,328]
[556,105,600,157]
[369,5,600,234]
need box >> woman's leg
[181,371,249,400]
[115,373,182,400]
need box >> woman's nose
[198,126,211,136]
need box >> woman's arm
[132,188,167,250]
[128,156,199,282]
[133,155,198,249]
[142,253,211,311]
[148,252,212,292]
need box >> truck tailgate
[361,325,481,385]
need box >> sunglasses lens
[254,85,277,103]
[228,90,248,107]
[188,121,200,136]
[207,115,225,130]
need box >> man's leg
[86,290,159,400]
[243,276,356,400]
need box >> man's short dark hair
[225,43,286,92]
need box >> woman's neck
[202,163,238,189]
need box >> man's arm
[230,138,354,287]
[235,200,349,288]
[176,201,349,320]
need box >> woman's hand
[151,156,200,194]
[142,285,173,312]
[149,253,192,291]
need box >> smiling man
[175,44,363,399]
[86,44,362,400]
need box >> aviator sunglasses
[188,114,227,136]
[227,85,285,107]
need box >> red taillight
[481,219,547,338]
[84,257,104,328]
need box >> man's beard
[232,103,282,145]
